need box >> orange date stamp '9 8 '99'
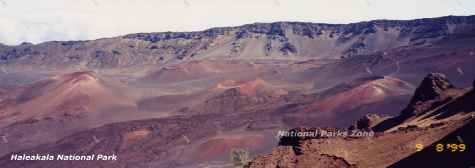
[415,143,467,152]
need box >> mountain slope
[0,16,474,70]
[246,74,475,168]
[388,119,475,168]
[280,76,413,127]
[0,15,475,168]
[0,71,137,158]
[0,71,136,126]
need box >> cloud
[0,16,91,45]
[0,8,95,45]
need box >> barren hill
[0,71,137,157]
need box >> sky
[0,0,474,45]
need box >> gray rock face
[0,16,474,69]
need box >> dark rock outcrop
[373,73,464,132]
[401,73,455,117]
[349,114,386,131]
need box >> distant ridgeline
[0,15,474,69]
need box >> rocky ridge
[0,16,474,69]
[246,74,475,168]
